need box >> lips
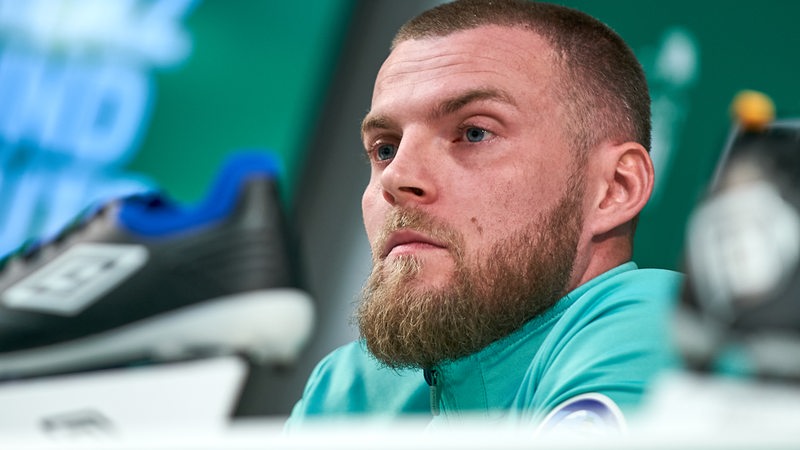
[382,229,447,258]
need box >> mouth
[381,229,448,259]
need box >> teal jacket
[286,262,682,431]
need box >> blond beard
[357,175,584,370]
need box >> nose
[379,137,437,206]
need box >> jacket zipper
[423,368,440,416]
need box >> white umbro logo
[2,243,148,316]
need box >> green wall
[554,0,800,270]
[127,0,356,210]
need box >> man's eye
[375,144,398,161]
[464,127,488,143]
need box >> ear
[586,141,654,237]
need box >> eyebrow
[432,87,517,120]
[360,87,517,138]
[360,114,396,139]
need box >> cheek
[483,179,527,219]
[361,183,383,242]
[471,181,545,237]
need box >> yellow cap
[731,90,775,131]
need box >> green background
[128,0,800,272]
[127,0,356,211]
[554,0,800,270]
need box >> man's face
[358,25,586,369]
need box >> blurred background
[0,0,798,418]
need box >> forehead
[372,25,557,108]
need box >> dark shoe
[0,152,315,379]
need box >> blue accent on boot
[118,151,282,236]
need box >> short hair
[392,0,651,156]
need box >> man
[287,0,681,432]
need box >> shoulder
[585,266,684,304]
[554,266,684,363]
[513,266,684,423]
[563,266,683,328]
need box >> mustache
[373,208,465,261]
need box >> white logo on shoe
[2,243,148,316]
